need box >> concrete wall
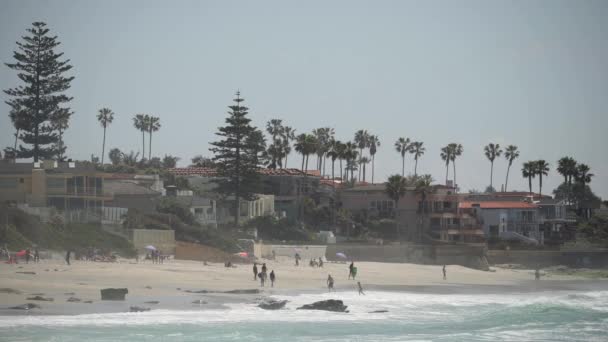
[326,244,434,264]
[130,229,175,255]
[488,249,608,268]
[175,241,247,263]
[253,242,327,260]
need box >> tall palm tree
[282,126,295,168]
[440,145,451,185]
[360,156,370,182]
[368,135,380,183]
[409,141,425,177]
[522,161,536,195]
[294,133,307,171]
[385,174,407,243]
[133,114,148,160]
[96,108,114,164]
[557,156,577,185]
[394,137,411,177]
[503,145,519,192]
[326,140,340,184]
[344,141,358,182]
[335,140,346,181]
[534,160,550,196]
[575,163,594,185]
[448,143,463,188]
[354,130,369,181]
[484,143,503,190]
[147,116,160,160]
[415,174,434,242]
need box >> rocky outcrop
[16,271,36,275]
[369,310,388,313]
[67,297,81,302]
[129,306,150,312]
[10,303,41,310]
[258,299,288,310]
[26,296,53,301]
[297,300,348,312]
[100,288,128,301]
[224,289,260,294]
[0,288,22,294]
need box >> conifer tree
[210,92,265,225]
[4,22,74,161]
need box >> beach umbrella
[336,252,347,259]
[145,245,156,251]
[236,252,248,257]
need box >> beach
[0,256,598,315]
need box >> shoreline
[1,258,606,316]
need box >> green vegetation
[0,206,136,256]
[577,214,608,245]
[246,216,313,242]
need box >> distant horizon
[1,0,607,199]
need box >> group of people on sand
[309,257,323,268]
[2,246,40,264]
[146,250,165,264]
[326,261,366,294]
[253,262,276,287]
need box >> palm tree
[360,156,370,182]
[409,141,425,177]
[326,140,340,185]
[368,135,380,183]
[522,161,536,195]
[575,163,594,185]
[354,130,369,181]
[96,108,115,164]
[440,145,451,185]
[503,145,519,192]
[344,141,358,182]
[534,160,550,196]
[335,140,346,181]
[294,133,307,171]
[147,116,160,160]
[385,174,407,243]
[415,174,434,242]
[448,143,463,188]
[557,157,577,185]
[133,114,148,160]
[394,137,411,177]
[282,126,295,168]
[484,143,503,190]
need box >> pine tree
[4,22,74,161]
[209,92,265,225]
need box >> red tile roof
[459,201,538,209]
[167,167,321,177]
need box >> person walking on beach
[443,265,447,280]
[34,248,39,263]
[348,262,354,279]
[270,270,276,287]
[327,274,335,292]
[253,263,258,280]
[357,281,365,295]
[259,270,267,287]
[262,263,267,274]
[65,250,71,265]
[318,257,323,268]
[25,248,30,264]
[295,253,300,266]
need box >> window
[47,178,65,189]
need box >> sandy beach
[0,257,600,315]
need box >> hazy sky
[1,0,607,198]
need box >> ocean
[1,290,607,341]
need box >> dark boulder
[129,306,150,312]
[0,288,22,295]
[297,300,348,312]
[16,271,36,275]
[10,303,41,310]
[67,297,81,302]
[224,289,260,294]
[258,298,288,310]
[369,310,388,313]
[100,288,128,301]
[144,301,159,304]
[26,296,53,301]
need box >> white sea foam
[1,290,607,329]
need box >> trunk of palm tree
[358,149,362,181]
[301,155,305,171]
[505,162,512,192]
[235,197,240,226]
[528,175,532,195]
[401,155,405,177]
[453,160,457,187]
[445,163,449,185]
[13,129,19,150]
[339,159,343,181]
[148,131,152,160]
[362,164,366,182]
[539,174,543,196]
[141,130,145,161]
[101,126,107,164]
[490,161,494,189]
[305,155,309,172]
[331,160,335,186]
[371,155,375,184]
[284,154,288,169]
[414,157,418,177]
